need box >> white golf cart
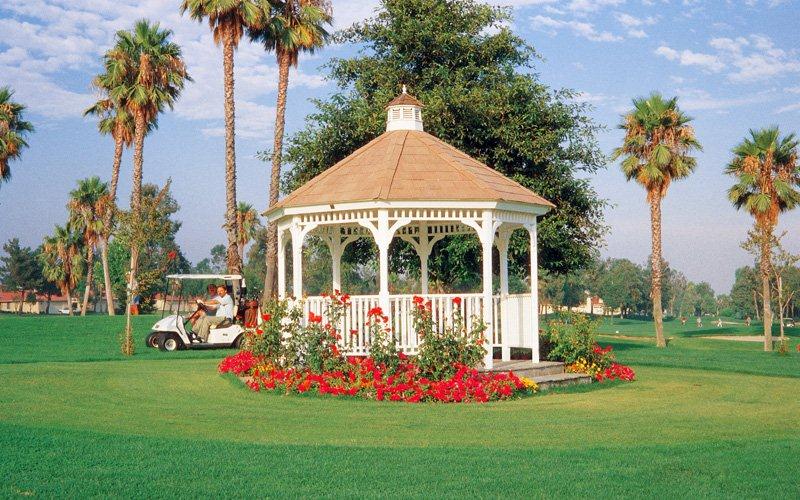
[145,273,248,352]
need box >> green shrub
[543,312,610,368]
[413,297,486,379]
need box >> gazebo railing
[303,293,531,355]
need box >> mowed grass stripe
[2,423,798,498]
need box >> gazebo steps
[484,360,566,377]
[483,360,594,389]
[532,372,593,390]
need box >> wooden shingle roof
[271,130,554,211]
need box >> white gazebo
[265,87,553,369]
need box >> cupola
[385,85,424,131]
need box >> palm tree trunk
[100,241,114,315]
[760,227,773,351]
[66,288,73,317]
[650,196,666,348]
[263,50,292,302]
[222,36,240,275]
[760,230,772,351]
[101,134,124,316]
[123,111,146,356]
[777,275,785,341]
[81,246,95,316]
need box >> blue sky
[1,0,799,293]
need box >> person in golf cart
[186,283,219,327]
[194,285,234,342]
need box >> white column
[289,219,304,299]
[480,210,495,370]
[420,253,429,294]
[377,209,391,314]
[277,228,287,298]
[495,228,512,362]
[528,221,540,364]
[332,246,342,291]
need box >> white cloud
[530,15,622,42]
[661,35,800,83]
[0,0,335,138]
[675,88,771,111]
[776,102,800,113]
[615,12,655,38]
[655,45,725,72]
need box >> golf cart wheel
[158,333,184,352]
[145,332,159,348]
[233,334,245,349]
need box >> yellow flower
[520,377,538,391]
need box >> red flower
[167,250,177,260]
[367,307,384,317]
[255,328,263,336]
[452,297,462,306]
[261,313,271,322]
[308,312,323,323]
[350,329,359,337]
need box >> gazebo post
[495,227,513,362]
[289,219,306,298]
[480,210,496,370]
[527,221,540,364]
[419,223,430,294]
[377,209,391,315]
[277,228,286,298]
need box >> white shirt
[215,294,234,319]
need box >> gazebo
[264,87,553,369]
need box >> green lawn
[1,313,799,497]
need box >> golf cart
[145,274,249,352]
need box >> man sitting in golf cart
[187,283,219,327]
[194,285,234,342]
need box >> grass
[1,313,799,497]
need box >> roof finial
[402,84,407,94]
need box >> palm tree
[612,93,701,348]
[40,225,84,317]
[181,0,265,276]
[0,86,34,188]
[68,177,111,316]
[236,202,262,265]
[727,127,800,351]
[84,66,137,315]
[107,20,190,354]
[249,0,331,300]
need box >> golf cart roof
[166,274,243,280]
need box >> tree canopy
[282,0,606,280]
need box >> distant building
[0,290,115,314]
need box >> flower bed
[220,352,537,403]
[218,292,537,403]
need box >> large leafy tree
[727,127,800,350]
[249,0,331,300]
[181,0,265,275]
[612,93,701,348]
[0,86,34,189]
[107,20,190,353]
[0,239,42,314]
[40,226,84,317]
[68,177,110,316]
[282,0,606,289]
[84,62,139,315]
